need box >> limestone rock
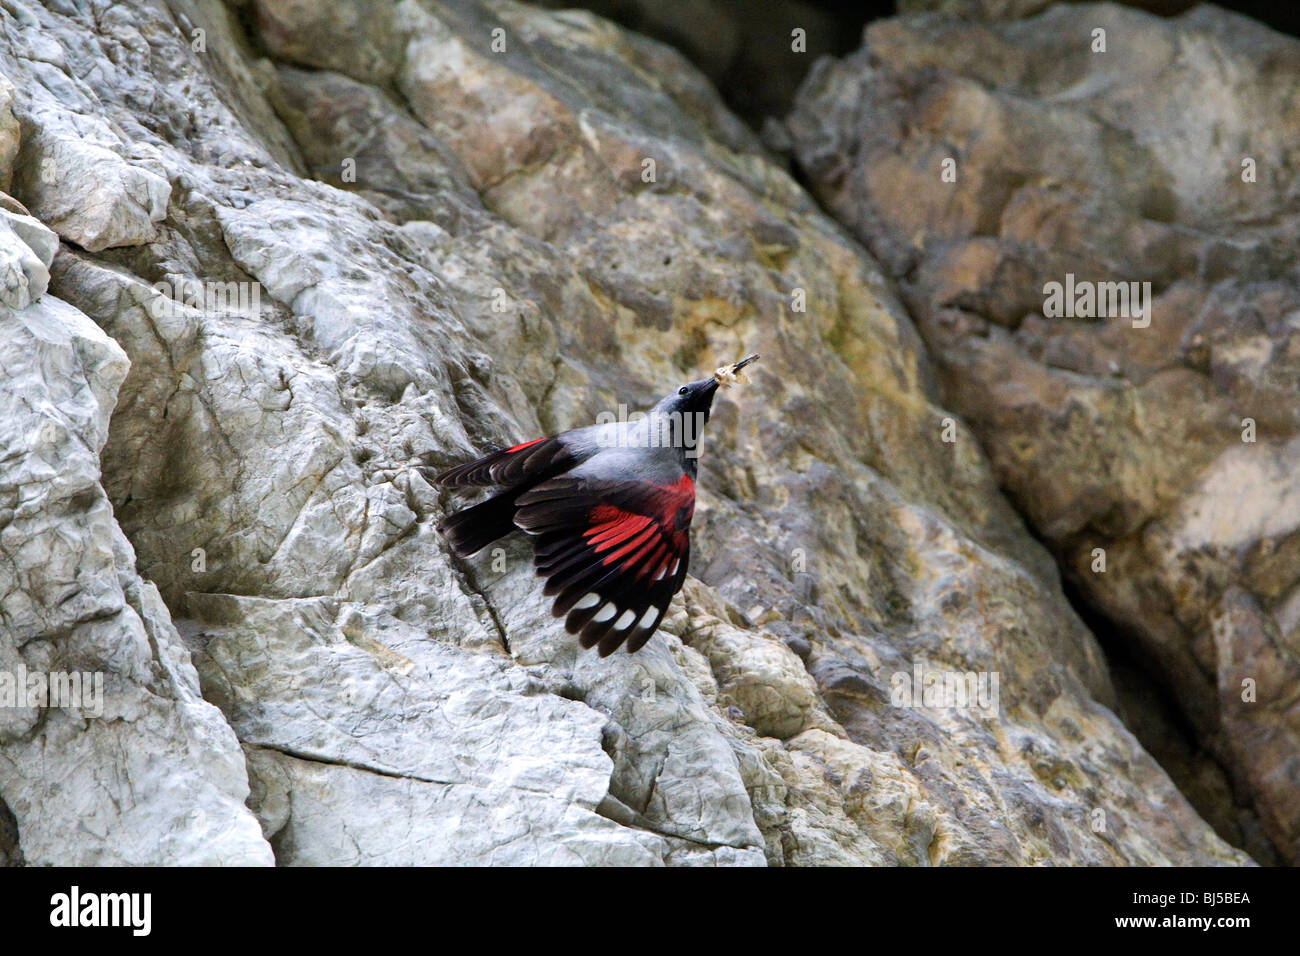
[0,293,270,866]
[0,0,1257,865]
[788,2,1300,862]
[14,119,170,252]
[0,197,57,309]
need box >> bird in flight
[431,355,759,657]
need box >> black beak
[729,354,760,373]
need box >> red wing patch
[513,475,695,656]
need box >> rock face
[897,0,1197,18]
[0,0,1257,865]
[787,2,1300,863]
[0,208,269,866]
[529,0,868,124]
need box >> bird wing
[514,474,694,656]
[431,437,574,488]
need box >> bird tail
[437,490,521,557]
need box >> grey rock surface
[0,0,1258,865]
[0,225,269,864]
[787,2,1300,863]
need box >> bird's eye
[678,386,689,395]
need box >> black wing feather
[514,475,694,656]
[432,437,572,488]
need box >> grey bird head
[643,355,759,466]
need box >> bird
[429,355,759,657]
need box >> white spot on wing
[639,607,658,629]
[614,609,636,630]
[573,593,600,611]
[593,603,617,623]
[669,559,680,576]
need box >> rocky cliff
[786,1,1299,865]
[0,0,1280,865]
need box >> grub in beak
[713,354,760,389]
